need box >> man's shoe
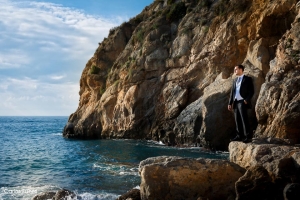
[243,138,252,143]
[230,136,241,141]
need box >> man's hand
[244,100,248,104]
[228,105,232,111]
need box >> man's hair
[236,64,244,71]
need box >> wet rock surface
[117,188,141,200]
[32,189,75,200]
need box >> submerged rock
[139,156,245,200]
[32,189,74,200]
[53,189,75,200]
[32,191,56,200]
[117,188,141,200]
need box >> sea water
[0,116,228,200]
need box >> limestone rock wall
[64,0,300,150]
[255,3,300,142]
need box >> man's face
[234,66,243,76]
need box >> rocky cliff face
[64,0,300,150]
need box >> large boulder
[139,156,245,200]
[235,166,275,200]
[229,141,300,199]
[229,141,300,180]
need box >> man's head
[234,64,244,76]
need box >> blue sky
[0,0,153,116]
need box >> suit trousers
[234,100,250,138]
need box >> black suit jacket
[228,75,254,109]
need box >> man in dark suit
[228,64,254,143]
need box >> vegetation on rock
[89,65,100,74]
[166,2,187,22]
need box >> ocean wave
[50,133,62,136]
[73,191,119,200]
[0,185,60,200]
[0,185,120,200]
[215,150,229,155]
[93,163,139,176]
[119,171,139,176]
[146,140,165,146]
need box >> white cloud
[0,0,126,74]
[50,75,65,80]
[7,77,38,89]
[0,77,80,116]
[0,0,123,60]
[0,0,126,115]
[0,50,31,69]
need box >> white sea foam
[216,151,229,154]
[0,185,60,200]
[119,171,139,176]
[0,185,120,200]
[71,191,119,200]
[51,133,62,136]
[134,185,140,190]
[147,140,165,146]
[93,163,139,176]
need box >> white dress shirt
[235,74,244,101]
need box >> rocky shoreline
[33,138,300,200]
[57,0,300,199]
[136,139,300,200]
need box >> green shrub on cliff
[214,0,251,16]
[166,2,187,22]
[231,0,251,13]
[136,29,145,44]
[100,88,105,95]
[130,14,144,25]
[167,0,176,5]
[109,26,118,36]
[214,0,228,16]
[198,0,212,8]
[90,65,100,74]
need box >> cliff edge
[63,0,300,150]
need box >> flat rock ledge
[229,141,300,199]
[138,156,245,200]
[229,141,300,179]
